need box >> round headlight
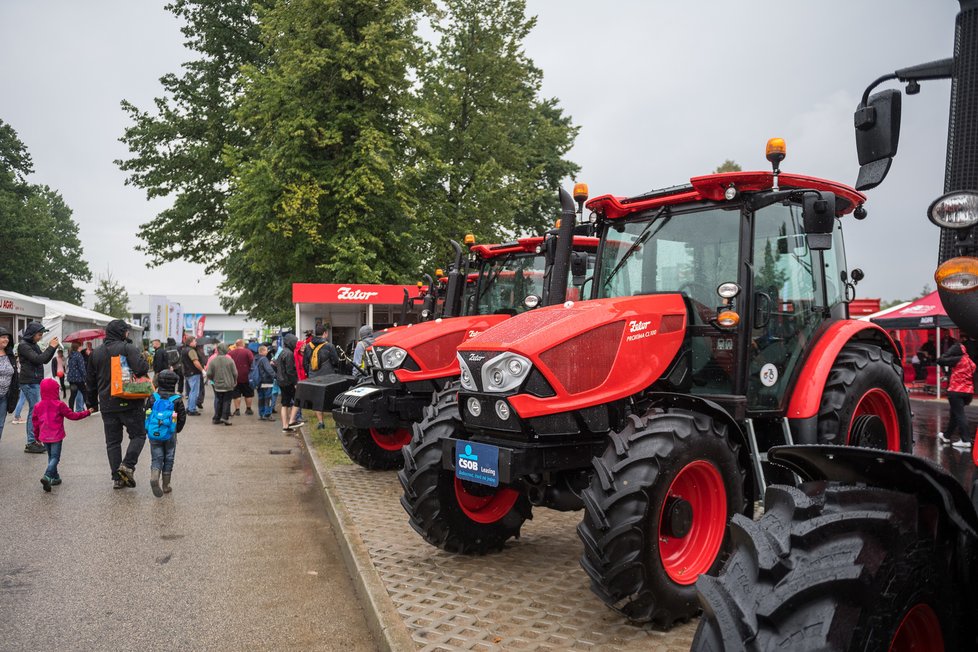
[490,369,504,386]
[467,397,482,417]
[717,282,741,299]
[928,191,978,229]
[507,358,524,375]
[375,371,384,383]
[495,400,511,420]
[723,186,738,201]
[460,367,473,387]
[936,257,978,293]
[388,371,397,384]
[421,309,431,319]
[524,295,541,309]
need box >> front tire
[693,482,964,651]
[398,384,531,554]
[817,341,911,451]
[578,408,745,627]
[337,426,410,470]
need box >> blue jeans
[187,374,201,414]
[258,387,273,417]
[44,440,63,479]
[150,436,177,473]
[13,389,26,418]
[0,395,7,440]
[21,384,41,444]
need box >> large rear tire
[337,425,410,470]
[817,341,911,451]
[578,408,745,627]
[398,383,531,554]
[693,482,963,651]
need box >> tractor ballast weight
[399,161,912,628]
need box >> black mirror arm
[859,58,954,108]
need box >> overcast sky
[0,1,961,302]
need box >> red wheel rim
[889,603,943,652]
[454,477,519,524]
[658,460,727,585]
[369,427,412,451]
[848,388,900,451]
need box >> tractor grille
[941,3,978,262]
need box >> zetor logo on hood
[337,287,379,301]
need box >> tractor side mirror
[802,191,836,250]
[854,89,902,191]
[570,251,589,286]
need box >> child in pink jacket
[32,377,90,492]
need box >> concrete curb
[299,428,417,652]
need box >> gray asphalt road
[0,402,377,651]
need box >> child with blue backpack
[144,369,186,498]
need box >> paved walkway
[0,404,376,651]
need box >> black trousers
[212,390,232,422]
[946,391,974,442]
[102,409,147,480]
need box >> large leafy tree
[223,0,431,324]
[414,0,579,263]
[116,0,269,270]
[0,120,91,303]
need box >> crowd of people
[0,319,372,495]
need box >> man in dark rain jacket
[18,322,59,453]
[86,319,150,489]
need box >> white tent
[32,297,143,342]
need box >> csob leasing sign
[293,283,419,305]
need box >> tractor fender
[786,319,899,421]
[647,392,757,505]
[769,444,978,538]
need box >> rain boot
[162,473,172,494]
[150,469,163,498]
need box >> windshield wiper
[603,207,670,288]
[476,255,512,308]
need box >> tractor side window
[746,202,823,410]
[823,221,847,311]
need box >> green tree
[116,0,269,272]
[223,0,431,324]
[714,160,742,174]
[0,119,91,303]
[93,270,131,318]
[414,0,579,263]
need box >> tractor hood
[457,294,688,418]
[369,314,511,383]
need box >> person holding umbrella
[18,322,59,453]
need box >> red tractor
[398,148,912,628]
[332,229,598,470]
[693,3,978,650]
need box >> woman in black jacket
[0,326,19,442]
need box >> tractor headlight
[379,346,408,370]
[928,191,978,229]
[458,354,477,391]
[936,257,978,293]
[481,352,532,393]
[367,348,380,369]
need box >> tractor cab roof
[586,171,866,220]
[470,235,600,259]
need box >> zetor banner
[293,283,419,305]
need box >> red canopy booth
[871,291,959,397]
[292,283,420,352]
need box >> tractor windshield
[596,206,742,313]
[470,253,546,316]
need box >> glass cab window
[746,202,826,410]
[472,253,547,316]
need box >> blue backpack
[146,392,179,442]
[248,359,261,389]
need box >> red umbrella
[63,328,105,343]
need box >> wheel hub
[663,496,693,539]
[851,414,887,449]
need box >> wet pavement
[908,396,978,489]
[0,405,376,651]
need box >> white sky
[0,1,961,302]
